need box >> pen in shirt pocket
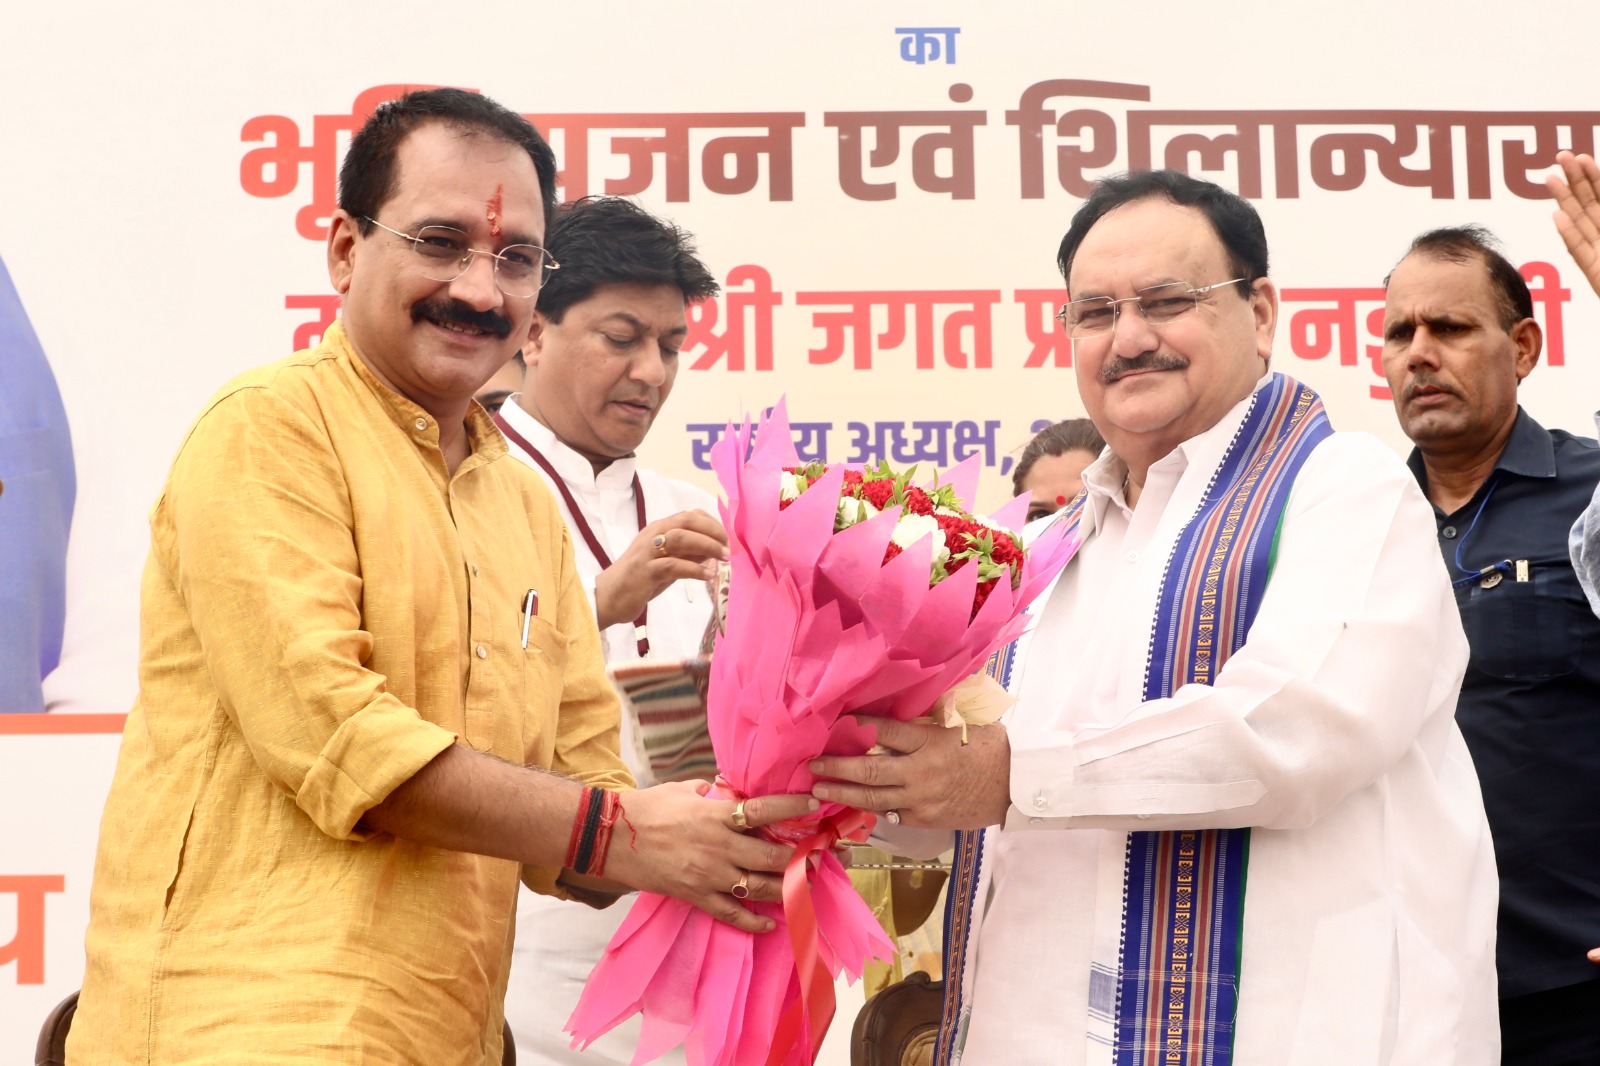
[521,589,539,648]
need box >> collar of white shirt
[497,395,639,493]
[1078,370,1273,528]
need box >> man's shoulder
[195,348,344,423]
[1285,429,1418,509]
[1546,426,1600,478]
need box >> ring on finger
[653,533,669,557]
[731,798,750,830]
[731,871,751,899]
[885,809,902,825]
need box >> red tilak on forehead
[1055,495,1067,505]
[486,184,504,238]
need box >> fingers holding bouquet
[601,781,817,934]
[810,715,1013,831]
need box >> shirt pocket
[1459,568,1585,680]
[517,615,570,764]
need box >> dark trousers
[1500,979,1600,1065]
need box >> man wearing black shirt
[1382,224,1600,1065]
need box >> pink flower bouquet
[567,402,1076,1065]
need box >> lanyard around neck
[493,412,651,655]
[1448,473,1511,589]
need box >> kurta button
[475,644,488,659]
[1029,817,1043,826]
[1126,551,1139,563]
[1442,526,1457,539]
[1033,795,1048,811]
[415,417,428,431]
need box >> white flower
[891,512,949,569]
[837,495,880,528]
[971,511,1010,534]
[780,470,805,502]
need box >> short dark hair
[1385,225,1533,330]
[535,197,720,322]
[1056,169,1269,293]
[339,87,559,236]
[1012,418,1107,497]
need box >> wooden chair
[37,990,518,1065]
[850,970,943,1066]
[34,990,76,1066]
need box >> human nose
[447,250,505,311]
[1403,326,1443,370]
[630,342,670,387]
[1108,296,1158,356]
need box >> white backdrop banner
[3,0,1599,1057]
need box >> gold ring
[653,533,668,556]
[731,798,750,830]
[731,872,751,899]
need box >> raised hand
[593,509,728,629]
[1546,150,1600,299]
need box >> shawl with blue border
[935,373,1333,1065]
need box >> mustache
[1099,351,1189,385]
[411,296,513,339]
[1403,374,1459,402]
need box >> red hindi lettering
[286,294,343,353]
[825,88,987,201]
[0,874,65,985]
[685,265,782,372]
[1523,261,1570,367]
[1005,79,1151,199]
[240,85,433,240]
[1015,289,1073,368]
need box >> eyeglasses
[362,217,559,299]
[1055,278,1249,339]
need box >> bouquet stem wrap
[567,401,1077,1065]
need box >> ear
[327,210,359,295]
[1510,316,1542,383]
[523,311,550,369]
[1249,277,1279,362]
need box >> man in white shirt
[812,170,1499,1064]
[494,196,725,1064]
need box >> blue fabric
[0,253,75,712]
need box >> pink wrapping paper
[568,401,1078,1065]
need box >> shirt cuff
[1006,727,1079,829]
[296,696,459,840]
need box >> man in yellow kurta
[70,88,807,1065]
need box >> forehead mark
[486,184,504,239]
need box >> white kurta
[960,381,1499,1064]
[498,399,716,1065]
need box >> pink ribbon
[715,779,875,1065]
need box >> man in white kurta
[812,170,1498,1064]
[495,196,725,1065]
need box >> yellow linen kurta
[70,320,632,1065]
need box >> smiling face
[1068,197,1276,473]
[521,281,688,471]
[1382,253,1540,457]
[327,121,544,422]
